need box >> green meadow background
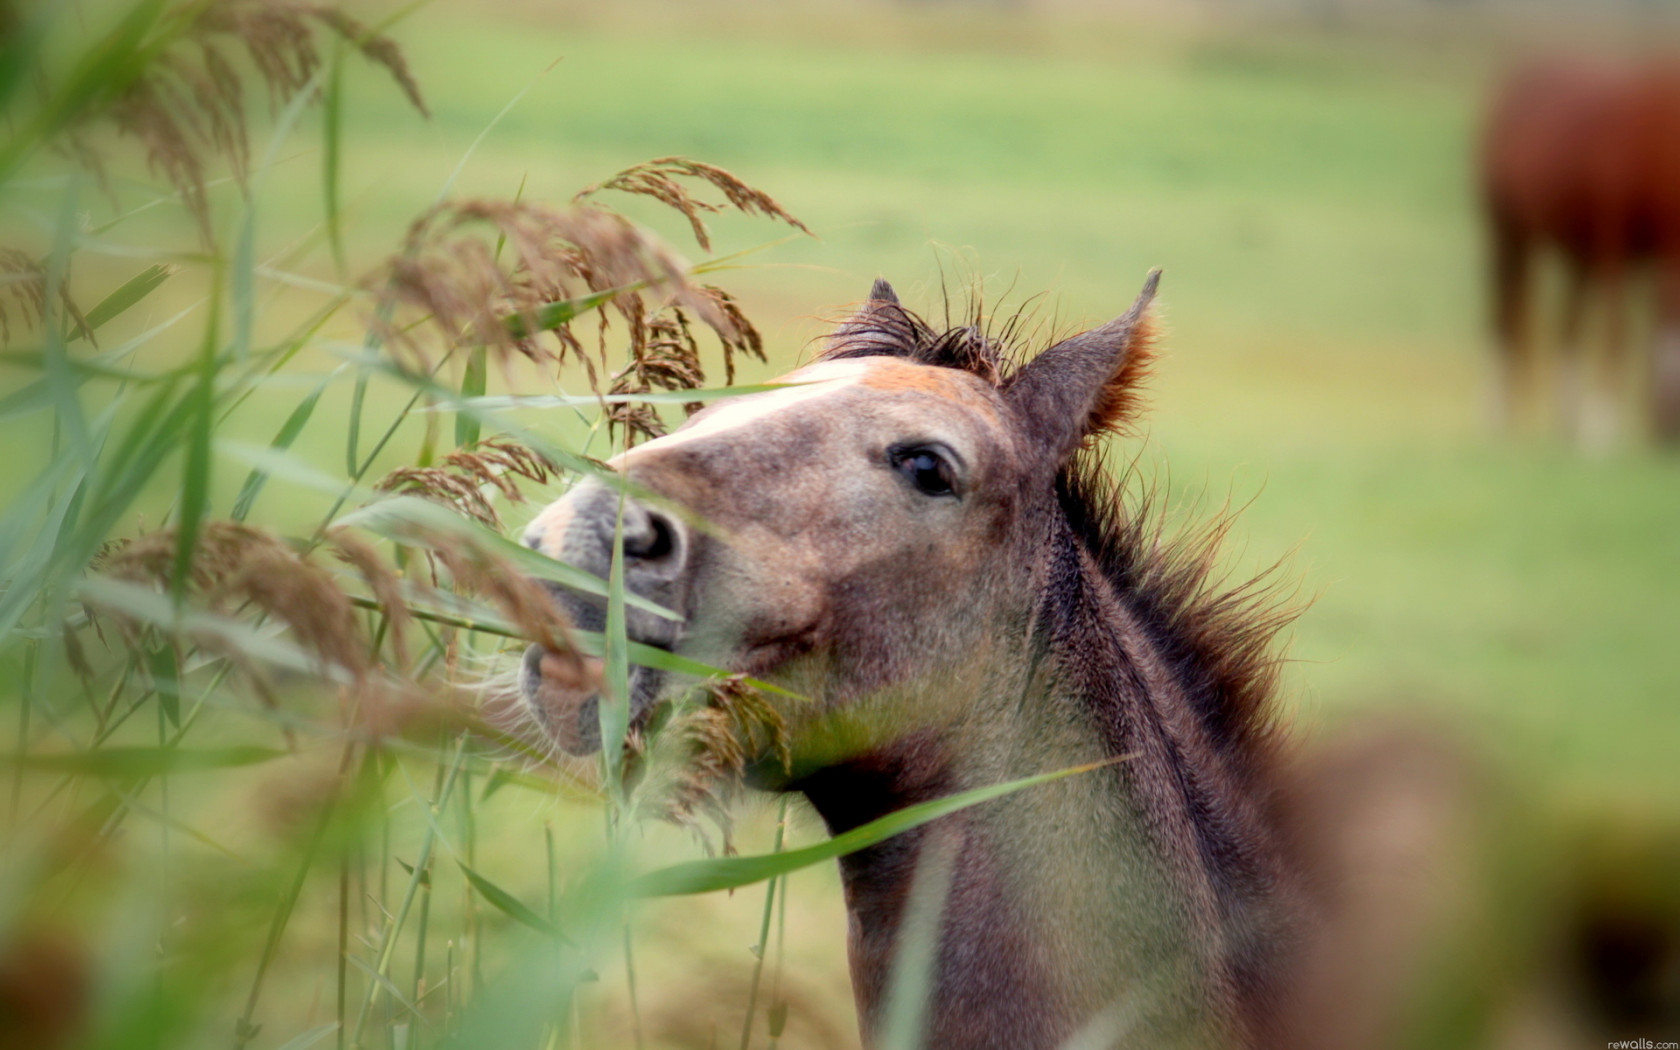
[4,1,1679,1046]
[316,0,1677,794]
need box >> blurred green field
[5,2,1680,1046]
[299,1,1678,801]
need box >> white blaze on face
[612,358,878,463]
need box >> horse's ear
[1003,269,1160,465]
[822,278,916,360]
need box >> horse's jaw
[518,642,675,756]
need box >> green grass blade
[631,759,1125,897]
[0,453,74,579]
[321,345,635,488]
[220,439,379,508]
[171,276,221,604]
[738,797,790,1050]
[6,745,286,777]
[325,349,452,528]
[323,45,348,277]
[274,1024,339,1050]
[107,784,251,862]
[0,461,98,645]
[456,346,486,449]
[232,217,257,362]
[347,956,422,1021]
[879,834,957,1050]
[501,286,631,339]
[0,303,197,421]
[0,0,170,182]
[44,178,90,459]
[0,0,52,112]
[435,384,798,413]
[76,577,356,682]
[0,376,58,421]
[235,743,359,1050]
[65,380,188,579]
[568,631,799,700]
[214,292,347,418]
[689,231,815,276]
[352,737,468,1043]
[235,67,329,363]
[339,590,764,700]
[457,861,570,941]
[345,368,371,476]
[73,263,175,339]
[335,496,680,621]
[436,61,550,201]
[352,579,790,699]
[145,642,180,727]
[600,497,630,802]
[230,374,335,521]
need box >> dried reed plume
[698,284,765,385]
[369,160,792,437]
[365,443,591,685]
[576,156,812,253]
[371,199,704,372]
[605,303,705,443]
[430,545,579,676]
[632,675,790,845]
[343,480,584,678]
[325,527,412,666]
[374,437,557,530]
[86,514,577,727]
[0,248,92,346]
[64,0,426,241]
[91,520,370,679]
[604,288,768,443]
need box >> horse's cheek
[692,526,826,655]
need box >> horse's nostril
[624,511,676,562]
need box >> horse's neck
[796,529,1282,1049]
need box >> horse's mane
[820,294,1297,773]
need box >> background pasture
[2,1,1677,1047]
[350,0,1676,794]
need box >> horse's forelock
[820,296,1005,383]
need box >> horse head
[518,273,1158,759]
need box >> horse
[1481,59,1680,447]
[518,273,1310,1048]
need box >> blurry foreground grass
[3,1,1679,1048]
[0,2,870,1046]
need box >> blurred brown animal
[1482,59,1680,446]
[1272,719,1680,1050]
[0,927,88,1050]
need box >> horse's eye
[893,448,955,497]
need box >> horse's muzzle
[518,478,693,754]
